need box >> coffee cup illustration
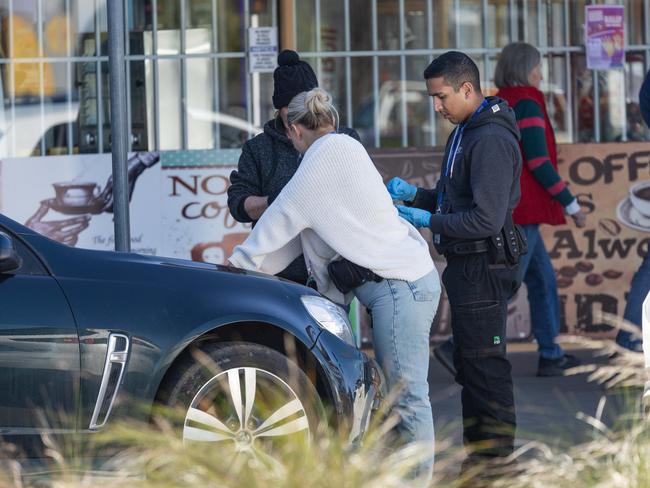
[53,182,100,207]
[191,232,249,264]
[629,180,650,217]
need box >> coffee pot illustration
[25,152,160,245]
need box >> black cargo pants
[442,251,520,458]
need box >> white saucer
[617,197,650,232]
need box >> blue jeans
[616,252,650,351]
[354,270,440,479]
[519,225,564,360]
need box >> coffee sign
[371,143,650,339]
[541,142,650,336]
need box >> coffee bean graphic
[598,218,621,237]
[575,261,594,273]
[585,273,604,286]
[557,277,573,288]
[559,266,578,278]
[603,269,623,279]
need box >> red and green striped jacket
[496,86,577,226]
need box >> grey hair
[494,42,541,88]
[287,88,339,131]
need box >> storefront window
[295,0,650,147]
[3,0,650,158]
[0,0,275,158]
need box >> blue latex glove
[395,205,432,228]
[386,177,417,202]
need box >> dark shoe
[536,353,580,377]
[459,453,521,488]
[433,338,456,376]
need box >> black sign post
[106,0,131,251]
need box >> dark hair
[423,51,481,93]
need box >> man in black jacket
[389,52,522,471]
[227,50,358,284]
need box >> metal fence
[2,0,650,159]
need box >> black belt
[446,240,489,256]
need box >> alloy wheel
[182,366,311,465]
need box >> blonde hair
[287,88,339,131]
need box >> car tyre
[158,341,325,465]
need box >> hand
[395,205,432,228]
[570,210,587,228]
[386,177,417,202]
[25,200,91,246]
[244,195,269,221]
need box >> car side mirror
[0,232,22,273]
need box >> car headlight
[301,295,355,347]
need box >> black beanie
[272,50,318,109]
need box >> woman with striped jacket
[495,42,588,377]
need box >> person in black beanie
[227,50,359,285]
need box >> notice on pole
[585,5,625,70]
[248,27,278,73]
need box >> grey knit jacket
[227,117,359,284]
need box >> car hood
[22,231,314,295]
[152,255,286,282]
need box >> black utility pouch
[327,259,382,294]
[503,223,528,265]
[487,233,508,265]
[487,213,528,266]
[513,224,528,257]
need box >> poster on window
[159,164,251,265]
[585,5,625,70]
[0,151,252,267]
[541,142,650,337]
[0,152,163,254]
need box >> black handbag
[327,259,382,294]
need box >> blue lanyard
[435,99,489,214]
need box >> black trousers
[442,252,520,458]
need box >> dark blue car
[0,213,383,470]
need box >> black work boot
[536,353,580,377]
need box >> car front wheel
[159,342,325,465]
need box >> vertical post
[399,0,407,147]
[279,0,295,50]
[427,0,436,147]
[180,0,188,149]
[315,0,322,78]
[344,0,352,128]
[509,0,516,41]
[564,0,573,142]
[107,0,131,252]
[645,0,650,139]
[593,70,601,142]
[211,0,220,149]
[372,0,380,147]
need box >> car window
[0,228,47,276]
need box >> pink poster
[585,5,625,70]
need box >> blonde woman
[229,88,440,480]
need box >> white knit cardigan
[228,133,435,304]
